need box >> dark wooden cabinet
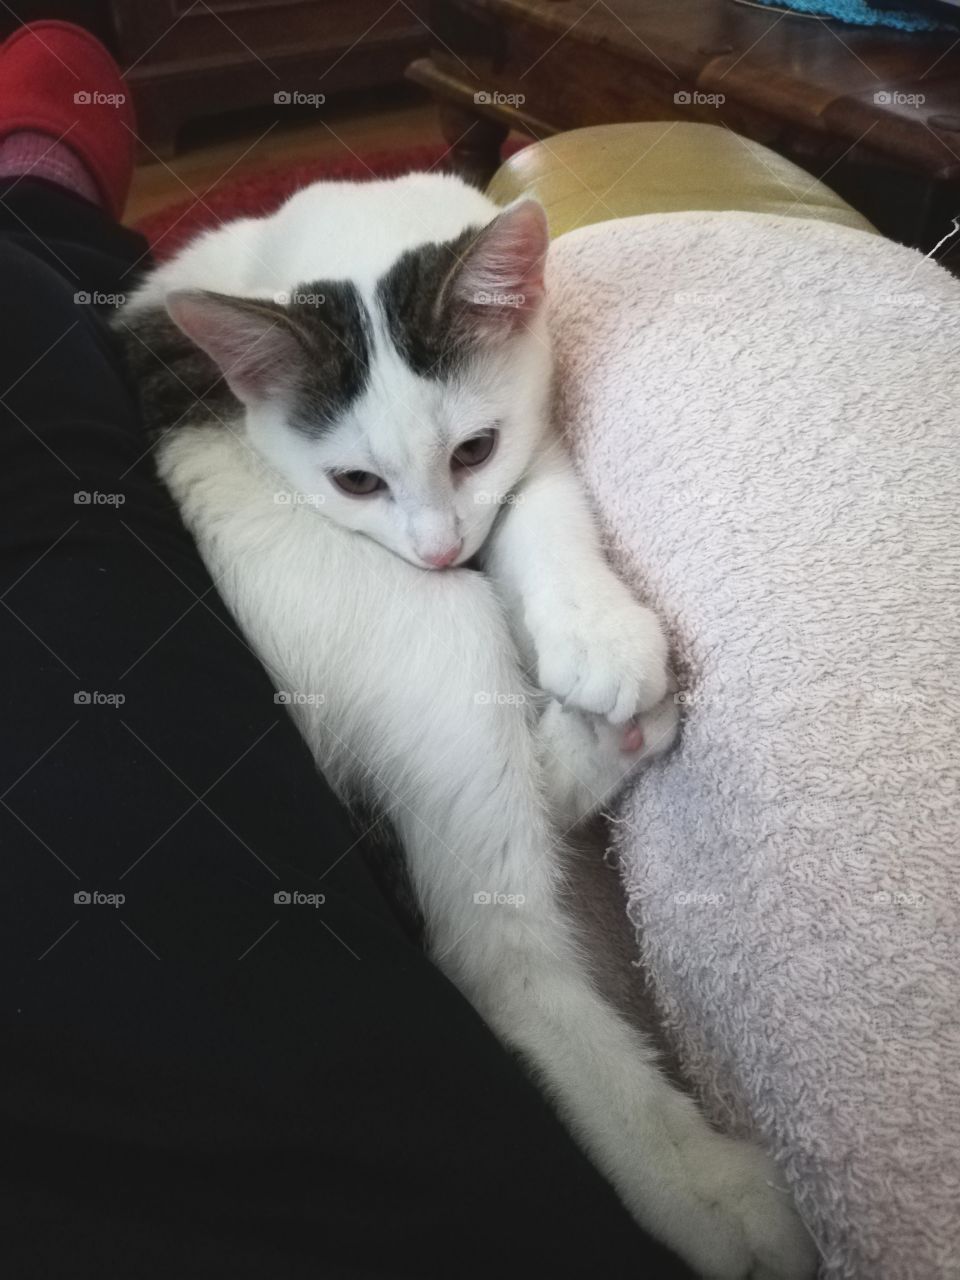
[106,0,430,153]
[408,0,960,253]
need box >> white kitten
[121,172,815,1280]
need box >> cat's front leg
[483,444,672,726]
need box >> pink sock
[0,129,102,205]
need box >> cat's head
[166,200,551,569]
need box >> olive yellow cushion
[487,121,876,239]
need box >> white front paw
[528,591,669,724]
[672,1134,818,1280]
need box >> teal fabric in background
[749,0,953,32]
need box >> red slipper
[0,21,135,218]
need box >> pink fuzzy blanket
[549,211,960,1279]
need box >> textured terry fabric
[548,211,960,1280]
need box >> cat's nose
[421,541,463,570]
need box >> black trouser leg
[0,178,692,1279]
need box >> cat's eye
[331,469,386,497]
[451,429,497,472]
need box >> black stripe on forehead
[286,279,373,437]
[376,226,483,380]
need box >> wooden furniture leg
[439,101,509,187]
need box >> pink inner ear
[453,200,549,333]
[166,290,301,404]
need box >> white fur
[132,173,816,1279]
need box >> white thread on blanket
[908,214,960,279]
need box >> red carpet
[135,141,524,261]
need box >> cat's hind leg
[375,601,813,1280]
[536,696,680,832]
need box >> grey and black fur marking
[376,226,483,380]
[113,305,236,439]
[286,281,373,438]
[113,280,373,440]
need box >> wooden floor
[125,86,444,226]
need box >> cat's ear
[447,200,548,338]
[165,289,304,404]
